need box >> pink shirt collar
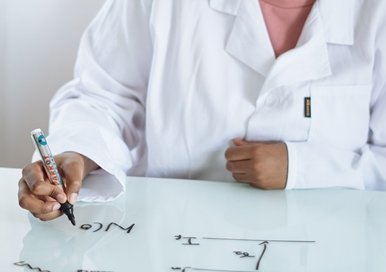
[260,0,315,8]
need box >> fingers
[225,145,255,161]
[225,140,288,189]
[231,173,251,184]
[225,142,256,181]
[22,163,67,203]
[231,173,270,189]
[32,210,63,222]
[18,152,90,222]
[60,155,85,205]
[226,160,253,174]
[18,178,63,221]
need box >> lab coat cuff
[31,126,128,202]
[284,141,298,190]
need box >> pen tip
[60,201,76,226]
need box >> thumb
[233,138,248,146]
[60,160,84,205]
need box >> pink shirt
[259,0,315,57]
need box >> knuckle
[71,180,82,188]
[49,186,60,198]
[50,188,66,203]
[21,164,34,177]
[30,183,44,195]
[31,212,39,218]
[18,178,25,187]
[22,162,41,175]
[41,204,53,214]
[33,202,51,215]
[224,149,231,160]
[18,196,28,208]
[31,212,52,222]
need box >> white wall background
[0,0,105,168]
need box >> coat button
[265,93,281,107]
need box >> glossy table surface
[1,167,386,272]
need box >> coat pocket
[309,85,372,150]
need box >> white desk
[1,167,386,272]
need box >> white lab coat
[45,0,386,200]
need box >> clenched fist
[225,139,288,189]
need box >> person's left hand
[225,139,288,189]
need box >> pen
[30,128,76,226]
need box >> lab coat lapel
[209,0,241,15]
[209,0,355,96]
[259,3,332,97]
[319,0,354,45]
[210,0,275,77]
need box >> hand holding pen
[18,129,98,224]
[30,129,77,225]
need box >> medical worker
[18,0,386,221]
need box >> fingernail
[69,193,78,205]
[58,193,67,203]
[53,203,61,211]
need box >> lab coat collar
[209,0,241,15]
[259,3,332,96]
[209,0,354,45]
[318,0,354,45]
[209,0,354,79]
[214,0,276,76]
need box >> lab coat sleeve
[285,18,386,190]
[35,0,154,201]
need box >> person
[18,0,386,222]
